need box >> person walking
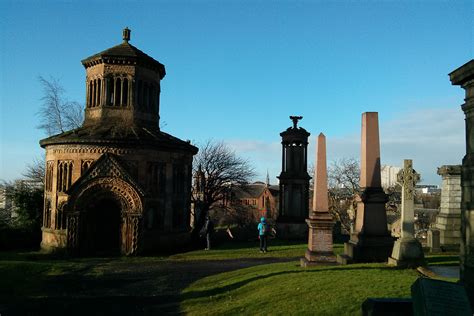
[257,217,269,253]
[200,215,214,250]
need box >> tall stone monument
[434,165,462,250]
[337,112,394,264]
[301,133,335,266]
[388,159,424,267]
[277,116,311,239]
[449,59,474,305]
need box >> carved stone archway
[66,177,144,255]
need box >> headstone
[411,278,472,316]
[449,59,474,305]
[337,112,394,264]
[427,229,441,253]
[361,298,413,316]
[388,159,424,267]
[301,133,335,266]
[434,165,462,251]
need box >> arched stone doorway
[66,177,143,256]
[83,196,121,255]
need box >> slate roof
[81,42,166,79]
[39,124,198,154]
[232,183,280,199]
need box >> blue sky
[1,0,473,184]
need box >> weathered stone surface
[277,116,311,239]
[301,133,335,266]
[434,165,462,248]
[449,59,474,305]
[40,29,197,256]
[411,278,472,316]
[338,112,394,264]
[389,160,424,267]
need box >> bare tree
[23,156,45,186]
[192,140,256,232]
[37,76,83,136]
[327,157,360,233]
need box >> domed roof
[81,28,165,79]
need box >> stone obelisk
[301,133,335,267]
[388,159,424,267]
[337,112,394,264]
[449,59,474,306]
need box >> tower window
[123,78,129,106]
[107,77,114,106]
[88,81,92,107]
[115,78,122,106]
[97,78,101,106]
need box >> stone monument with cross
[301,133,335,266]
[388,159,425,267]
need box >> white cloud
[228,107,465,185]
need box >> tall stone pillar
[434,165,462,250]
[337,112,394,264]
[277,116,311,239]
[449,59,474,305]
[388,159,424,267]
[301,133,335,266]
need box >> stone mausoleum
[40,28,198,255]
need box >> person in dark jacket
[200,215,214,250]
[257,217,269,253]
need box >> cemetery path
[7,256,299,315]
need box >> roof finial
[289,115,303,129]
[123,27,131,43]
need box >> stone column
[301,133,335,266]
[449,59,474,305]
[388,159,424,267]
[434,165,462,250]
[337,112,394,264]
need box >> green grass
[180,261,420,315]
[170,240,344,261]
[0,242,461,315]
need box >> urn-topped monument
[277,116,311,239]
[40,28,198,255]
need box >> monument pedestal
[388,237,425,267]
[276,221,307,240]
[301,213,336,266]
[337,234,395,264]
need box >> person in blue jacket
[257,217,269,253]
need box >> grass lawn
[0,241,461,315]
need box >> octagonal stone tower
[39,28,198,255]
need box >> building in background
[381,165,402,189]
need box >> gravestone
[301,133,335,266]
[388,160,424,267]
[411,278,472,316]
[449,59,474,305]
[434,165,462,251]
[427,229,441,253]
[337,112,394,264]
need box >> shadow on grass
[181,264,399,301]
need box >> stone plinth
[434,165,462,250]
[427,229,441,253]
[301,133,335,267]
[449,59,474,306]
[337,112,394,264]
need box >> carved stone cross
[290,116,303,129]
[397,159,420,200]
[397,159,420,239]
